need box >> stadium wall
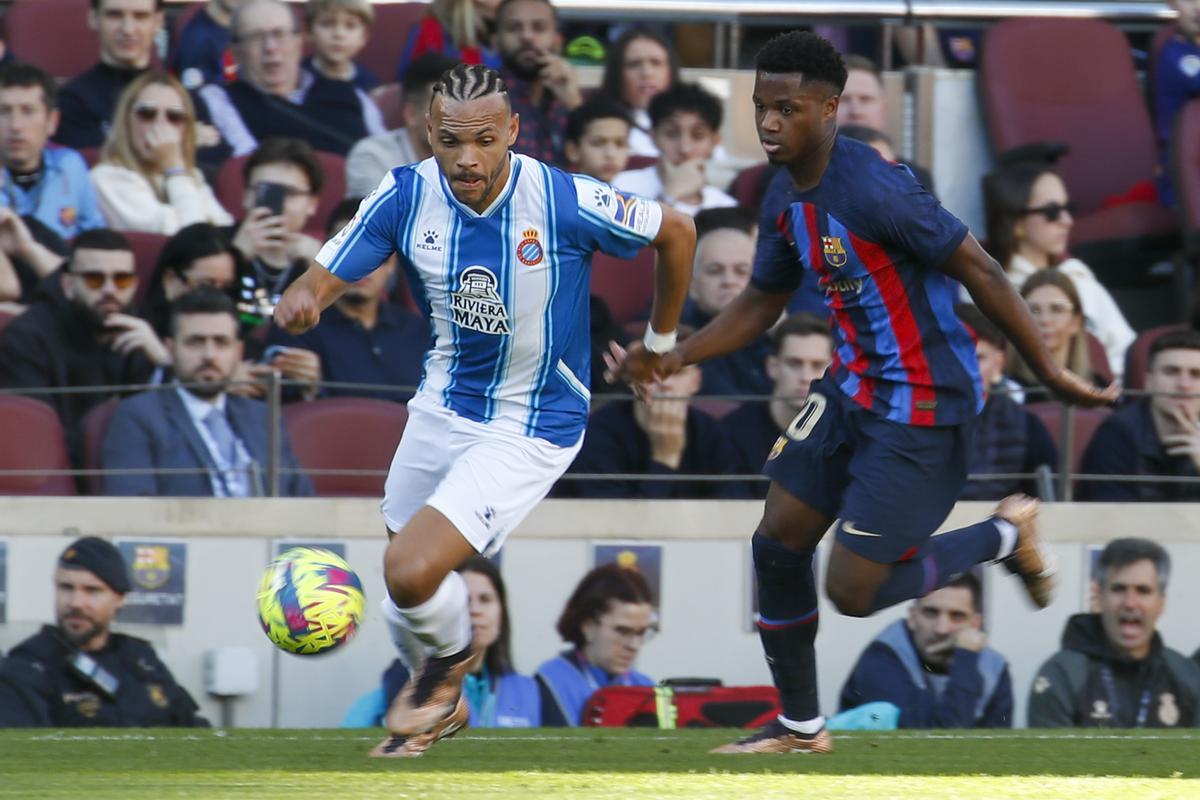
[1,498,1198,729]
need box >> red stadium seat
[5,0,97,80]
[77,147,101,168]
[691,398,740,420]
[0,309,19,337]
[79,398,118,495]
[729,163,771,209]
[980,18,1177,251]
[358,3,427,82]
[624,155,658,171]
[1026,401,1111,476]
[1085,332,1114,388]
[591,247,655,325]
[283,397,408,496]
[370,82,406,130]
[0,395,77,495]
[1172,100,1200,251]
[214,151,348,238]
[1123,324,1186,391]
[123,231,169,305]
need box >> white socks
[993,518,1019,561]
[779,714,826,735]
[383,571,471,661]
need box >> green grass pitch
[1,728,1196,799]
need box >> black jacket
[1080,400,1200,502]
[0,626,208,728]
[1028,613,1200,728]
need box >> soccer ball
[256,547,365,656]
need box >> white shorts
[381,393,583,555]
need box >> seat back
[6,0,97,80]
[1123,324,1186,391]
[282,397,408,496]
[370,82,406,130]
[80,398,119,495]
[0,309,18,337]
[1084,332,1114,387]
[591,247,656,325]
[124,231,169,305]
[980,18,1158,215]
[1026,401,1111,475]
[1173,100,1200,247]
[0,395,76,495]
[729,163,770,208]
[358,3,427,82]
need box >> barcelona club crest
[517,228,544,266]
[133,545,171,590]
[821,235,848,268]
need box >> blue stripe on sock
[757,607,819,630]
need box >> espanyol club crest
[821,235,848,268]
[517,228,544,266]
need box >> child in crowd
[304,0,379,92]
[564,97,632,185]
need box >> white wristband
[642,326,677,355]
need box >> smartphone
[254,182,288,216]
[259,344,288,364]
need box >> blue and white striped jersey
[315,154,663,446]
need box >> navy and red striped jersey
[751,136,982,427]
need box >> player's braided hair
[755,31,848,93]
[430,63,510,110]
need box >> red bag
[581,682,781,728]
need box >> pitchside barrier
[0,497,1197,729]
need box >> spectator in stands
[172,0,244,90]
[1152,1,1200,206]
[102,287,312,497]
[90,72,233,235]
[266,199,428,402]
[0,537,208,727]
[0,229,166,455]
[955,304,1057,500]
[493,0,583,166]
[722,312,832,499]
[1009,270,1105,394]
[345,53,458,198]
[536,564,656,727]
[563,97,632,184]
[1029,538,1200,727]
[0,63,107,244]
[143,223,239,338]
[839,573,1014,728]
[612,83,736,216]
[347,555,541,728]
[54,0,164,151]
[559,329,745,499]
[836,55,934,193]
[840,123,897,162]
[303,0,379,92]
[396,0,501,80]
[1081,329,1200,502]
[983,158,1135,378]
[681,206,770,397]
[599,29,678,158]
[196,0,385,159]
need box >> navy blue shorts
[762,376,973,564]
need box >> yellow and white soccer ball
[256,547,365,656]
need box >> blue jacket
[0,145,106,240]
[536,651,654,727]
[101,388,312,497]
[839,620,1013,728]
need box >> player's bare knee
[383,548,437,607]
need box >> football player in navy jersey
[275,63,695,758]
[611,31,1116,754]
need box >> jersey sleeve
[315,170,405,283]
[875,164,968,270]
[572,175,663,259]
[750,173,804,294]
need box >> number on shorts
[785,393,827,441]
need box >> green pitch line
[0,728,1196,800]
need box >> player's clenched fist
[273,287,321,334]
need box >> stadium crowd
[1,0,1200,730]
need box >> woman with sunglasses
[90,71,232,236]
[1009,269,1106,394]
[983,162,1134,382]
[535,564,657,727]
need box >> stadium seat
[980,18,1177,254]
[0,309,18,337]
[370,82,406,131]
[283,397,408,496]
[5,0,97,80]
[729,163,771,209]
[1172,100,1200,251]
[1026,401,1111,476]
[591,247,655,324]
[77,147,101,168]
[358,2,427,82]
[79,398,118,495]
[1085,333,1114,388]
[0,394,77,495]
[624,155,658,171]
[1123,324,1186,391]
[124,231,169,305]
[691,398,740,420]
[214,151,348,238]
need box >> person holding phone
[90,71,233,235]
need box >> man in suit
[101,286,311,496]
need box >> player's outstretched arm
[646,204,696,341]
[273,263,353,335]
[940,234,1118,408]
[677,283,793,367]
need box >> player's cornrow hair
[430,63,510,109]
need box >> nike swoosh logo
[841,520,883,538]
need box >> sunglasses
[1022,201,1076,222]
[133,104,188,126]
[73,271,137,290]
